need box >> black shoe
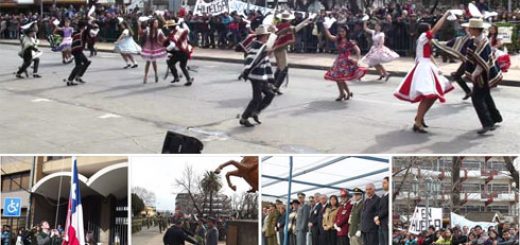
[123,64,131,69]
[155,76,159,83]
[16,73,24,79]
[184,78,194,86]
[477,125,496,135]
[239,118,255,127]
[252,115,262,124]
[33,74,41,78]
[415,117,428,128]
[131,64,138,68]
[170,78,180,84]
[462,92,472,100]
[66,80,78,86]
[75,77,86,84]
[413,124,428,133]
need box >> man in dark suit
[375,177,389,245]
[317,194,328,245]
[361,183,381,245]
[163,219,199,245]
[308,193,323,245]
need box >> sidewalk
[132,226,226,245]
[2,39,519,86]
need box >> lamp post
[412,175,439,230]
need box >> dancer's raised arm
[431,11,450,36]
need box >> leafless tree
[132,186,157,207]
[174,165,203,215]
[503,156,519,189]
[451,156,463,214]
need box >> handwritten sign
[408,207,443,234]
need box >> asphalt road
[1,44,519,154]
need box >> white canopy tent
[261,156,389,202]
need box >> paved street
[132,226,224,245]
[1,44,519,154]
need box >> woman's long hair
[121,21,133,36]
[336,25,350,43]
[147,19,158,43]
[488,24,498,46]
[329,195,339,208]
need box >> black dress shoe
[75,77,86,84]
[462,92,472,100]
[413,124,428,133]
[184,77,194,86]
[33,74,41,78]
[239,118,255,127]
[131,64,138,68]
[123,64,131,69]
[66,81,78,86]
[477,125,496,135]
[252,115,261,124]
[16,73,24,79]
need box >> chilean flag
[62,158,85,245]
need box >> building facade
[393,156,519,224]
[175,192,231,218]
[1,156,128,245]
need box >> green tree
[200,171,222,217]
[132,193,145,216]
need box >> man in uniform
[348,188,364,245]
[163,219,199,245]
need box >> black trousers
[68,51,91,81]
[318,228,327,245]
[242,79,275,119]
[17,50,39,75]
[326,230,337,245]
[311,226,319,245]
[337,236,349,245]
[452,62,472,94]
[471,80,502,128]
[167,51,190,81]
[362,231,378,245]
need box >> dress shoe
[239,118,255,127]
[413,124,428,133]
[477,125,496,135]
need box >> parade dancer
[86,21,99,57]
[114,21,140,69]
[239,25,276,127]
[53,18,74,64]
[271,11,312,95]
[394,11,453,133]
[138,18,167,84]
[164,19,194,86]
[463,18,503,135]
[432,27,473,100]
[271,10,295,95]
[64,21,91,86]
[361,20,399,81]
[488,24,511,73]
[322,24,367,101]
[16,22,41,79]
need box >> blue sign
[3,197,22,217]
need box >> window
[0,172,30,192]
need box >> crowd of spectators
[393,223,519,245]
[1,0,520,57]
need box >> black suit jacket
[378,193,389,230]
[309,203,323,227]
[361,194,381,233]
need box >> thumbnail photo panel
[130,155,258,245]
[261,156,390,245]
[392,156,519,245]
[1,156,129,245]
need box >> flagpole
[55,159,66,228]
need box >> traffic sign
[2,197,22,217]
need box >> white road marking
[31,98,52,102]
[98,113,122,119]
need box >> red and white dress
[324,39,367,81]
[394,31,453,103]
[490,35,511,72]
[360,30,399,67]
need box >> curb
[2,40,518,87]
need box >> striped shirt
[243,40,274,82]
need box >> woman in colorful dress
[322,24,367,101]
[138,18,166,84]
[361,20,399,81]
[488,24,511,73]
[53,18,74,64]
[393,11,453,133]
[115,21,141,69]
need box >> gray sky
[131,156,251,211]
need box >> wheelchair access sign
[3,197,22,217]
